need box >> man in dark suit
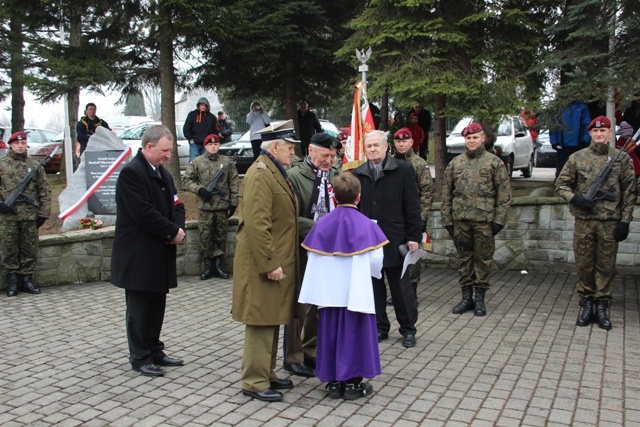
[352,130,422,348]
[111,124,186,377]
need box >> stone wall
[3,196,640,288]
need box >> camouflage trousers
[453,221,494,289]
[0,219,39,274]
[574,219,618,300]
[198,210,228,258]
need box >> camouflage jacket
[555,142,637,222]
[393,149,433,222]
[442,145,512,226]
[183,152,240,211]
[0,149,51,221]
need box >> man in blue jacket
[550,101,591,178]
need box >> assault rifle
[581,128,640,214]
[1,147,59,214]
[205,153,238,196]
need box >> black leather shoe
[242,388,283,402]
[304,357,316,370]
[133,363,164,377]
[283,362,315,378]
[270,378,294,390]
[402,334,416,348]
[377,332,388,342]
[154,356,184,367]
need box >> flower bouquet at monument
[80,218,103,230]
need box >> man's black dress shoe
[377,332,388,342]
[242,388,283,402]
[270,378,294,390]
[154,356,184,367]
[133,363,164,377]
[402,334,416,348]
[283,362,315,378]
[304,357,316,370]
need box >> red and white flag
[343,81,376,171]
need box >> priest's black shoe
[402,334,416,348]
[133,363,164,377]
[154,356,184,367]
[283,362,315,378]
[377,332,388,342]
[242,388,283,402]
[270,378,294,390]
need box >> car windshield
[497,120,513,136]
[118,124,148,140]
[451,118,473,135]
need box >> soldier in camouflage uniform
[0,131,51,297]
[183,133,239,280]
[555,115,636,330]
[442,122,512,316]
[392,127,433,303]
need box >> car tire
[522,155,534,178]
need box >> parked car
[534,130,556,168]
[0,127,8,157]
[446,116,535,178]
[102,116,153,133]
[218,119,341,174]
[118,121,190,169]
[0,126,59,158]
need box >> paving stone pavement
[1,269,639,426]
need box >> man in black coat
[353,130,422,348]
[183,97,218,162]
[297,101,324,157]
[407,101,432,160]
[111,124,187,377]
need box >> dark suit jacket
[353,155,421,267]
[111,150,186,293]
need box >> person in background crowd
[555,116,637,330]
[387,112,405,151]
[352,130,421,349]
[183,97,218,163]
[297,101,324,157]
[217,111,235,144]
[406,112,425,156]
[615,121,640,177]
[0,131,51,297]
[442,122,512,318]
[298,173,387,401]
[407,101,432,160]
[111,125,186,377]
[622,90,640,133]
[390,127,434,305]
[550,100,591,178]
[520,108,539,144]
[76,103,111,157]
[183,133,240,281]
[232,120,300,403]
[246,101,271,161]
[283,132,342,379]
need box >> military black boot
[6,273,19,297]
[200,258,213,280]
[21,275,41,294]
[452,286,474,314]
[576,297,593,327]
[213,257,229,279]
[595,299,612,330]
[474,287,487,316]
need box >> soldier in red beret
[0,131,51,297]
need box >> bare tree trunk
[283,62,300,156]
[158,6,180,188]
[62,10,82,180]
[433,94,447,196]
[380,88,389,131]
[9,16,25,132]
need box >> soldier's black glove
[0,202,12,214]
[570,195,595,212]
[444,225,454,238]
[491,222,503,236]
[227,205,237,218]
[36,216,47,228]
[614,222,630,242]
[421,220,427,233]
[198,188,213,202]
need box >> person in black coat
[111,124,186,377]
[352,130,422,349]
[407,101,432,160]
[183,97,218,162]
[297,101,324,157]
